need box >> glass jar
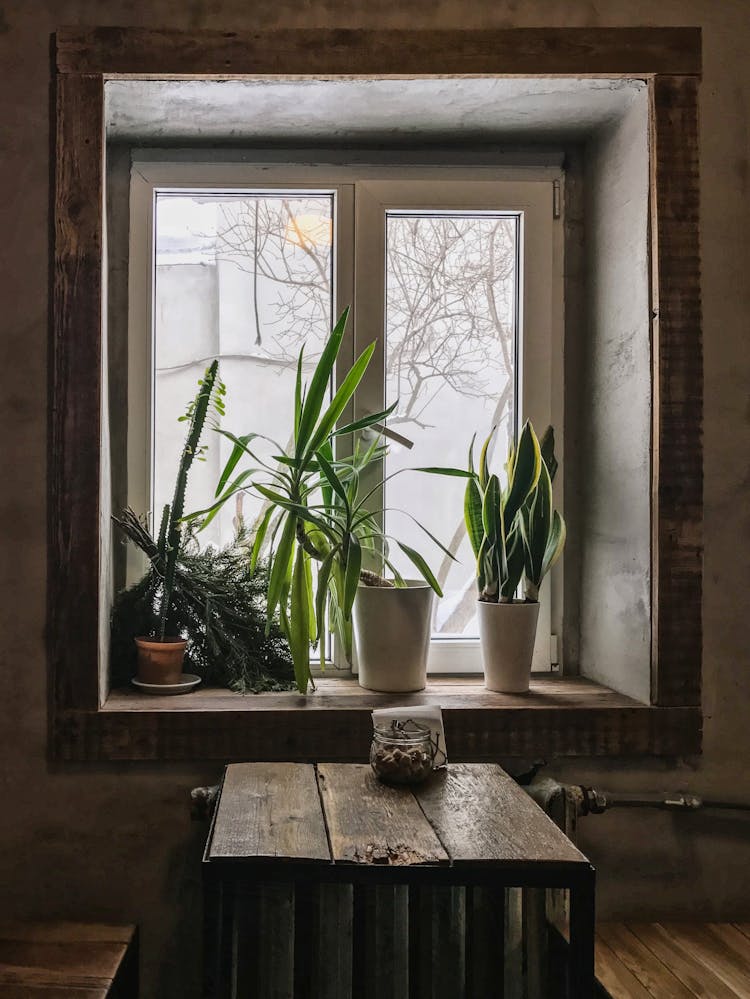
[370,719,435,785]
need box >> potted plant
[426,421,565,693]
[112,361,295,692]
[189,308,452,694]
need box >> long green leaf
[479,426,497,490]
[289,543,311,693]
[343,533,362,618]
[482,474,501,545]
[304,341,376,459]
[332,401,398,438]
[542,510,567,577]
[296,307,350,454]
[464,476,485,559]
[503,420,542,532]
[250,505,274,572]
[315,548,337,668]
[414,466,474,478]
[315,448,350,517]
[266,513,296,627]
[294,345,305,446]
[395,541,443,597]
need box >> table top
[206,762,588,871]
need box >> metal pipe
[578,787,750,816]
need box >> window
[128,163,562,673]
[52,27,703,760]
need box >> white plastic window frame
[127,161,563,675]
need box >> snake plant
[422,420,565,603]
[187,308,451,693]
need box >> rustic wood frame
[50,27,703,761]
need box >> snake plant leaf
[395,541,443,597]
[296,307,350,455]
[289,543,312,693]
[467,432,477,476]
[539,424,559,482]
[479,426,497,490]
[542,509,567,577]
[482,473,502,545]
[249,505,275,572]
[343,533,362,619]
[266,512,297,628]
[464,475,484,559]
[500,528,526,601]
[332,401,398,437]
[316,448,350,517]
[503,420,542,533]
[304,340,376,460]
[521,459,553,587]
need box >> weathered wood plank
[414,764,586,866]
[55,700,703,762]
[209,763,329,862]
[594,933,653,999]
[56,27,702,77]
[597,923,694,998]
[650,74,703,708]
[660,924,750,995]
[317,764,448,867]
[627,922,739,999]
[51,72,104,713]
[0,923,136,995]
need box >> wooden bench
[0,922,138,997]
[596,923,750,998]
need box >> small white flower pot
[477,600,540,694]
[353,581,434,693]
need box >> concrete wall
[1,2,749,996]
[578,86,652,702]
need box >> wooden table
[203,762,595,998]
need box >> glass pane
[384,212,518,639]
[152,192,334,549]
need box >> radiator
[217,777,580,999]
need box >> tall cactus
[158,360,221,639]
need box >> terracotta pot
[477,600,540,694]
[135,636,187,685]
[353,581,434,693]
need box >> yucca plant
[187,308,451,693]
[423,420,565,603]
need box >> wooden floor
[597,923,750,998]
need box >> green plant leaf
[482,473,502,545]
[289,543,311,693]
[294,345,305,446]
[315,548,337,668]
[304,340,376,459]
[315,448,350,518]
[503,420,542,533]
[250,505,274,572]
[296,307,350,455]
[395,541,443,597]
[343,533,362,618]
[539,424,559,482]
[266,512,297,627]
[479,426,497,491]
[414,466,474,478]
[332,401,398,437]
[464,476,484,559]
[542,509,567,577]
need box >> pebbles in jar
[370,719,436,785]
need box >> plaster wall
[1,2,749,997]
[578,87,652,702]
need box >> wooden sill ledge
[52,676,701,762]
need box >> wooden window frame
[50,27,703,761]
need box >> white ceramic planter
[353,581,434,693]
[477,600,540,694]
